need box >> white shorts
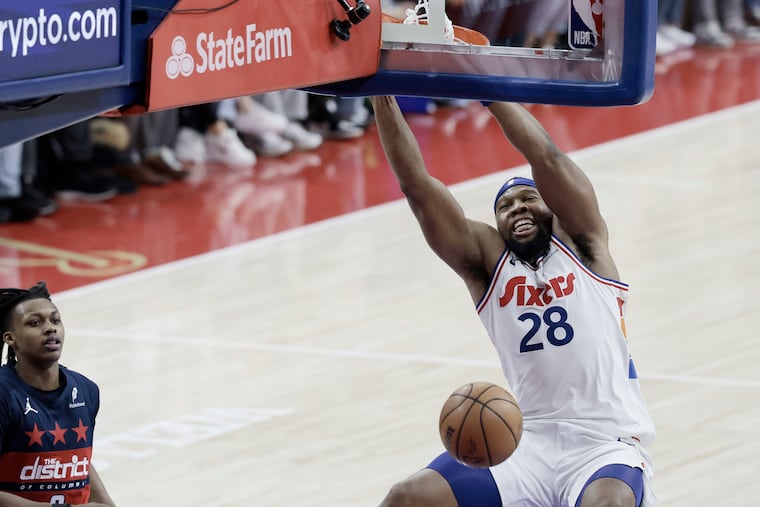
[489,420,657,507]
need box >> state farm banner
[146,0,381,111]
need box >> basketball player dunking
[370,96,656,507]
[0,282,116,507]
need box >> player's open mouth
[513,218,535,235]
[43,337,62,351]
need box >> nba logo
[569,0,604,50]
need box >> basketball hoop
[381,0,489,46]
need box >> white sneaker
[205,128,257,167]
[234,101,290,136]
[660,24,696,48]
[281,122,323,151]
[694,21,734,48]
[723,18,760,42]
[751,5,760,24]
[656,29,678,56]
[174,127,206,164]
[251,132,294,158]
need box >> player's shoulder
[469,218,503,246]
[0,365,17,385]
[469,218,506,261]
[0,366,21,405]
[60,365,99,390]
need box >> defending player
[0,282,116,507]
[370,96,656,507]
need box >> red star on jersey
[72,419,89,442]
[48,422,68,445]
[24,423,45,447]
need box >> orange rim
[451,25,490,46]
[381,13,403,23]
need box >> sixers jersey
[477,236,655,445]
[0,365,100,504]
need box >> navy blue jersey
[0,365,100,504]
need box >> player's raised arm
[485,102,610,258]
[370,96,496,286]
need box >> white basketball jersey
[477,236,655,445]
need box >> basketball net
[402,0,456,44]
[382,0,489,46]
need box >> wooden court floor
[43,100,760,506]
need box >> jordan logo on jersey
[498,273,576,307]
[23,398,38,415]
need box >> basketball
[438,381,522,468]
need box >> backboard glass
[311,0,657,107]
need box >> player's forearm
[486,102,592,208]
[488,102,605,241]
[0,492,51,507]
[486,102,561,169]
[370,96,431,192]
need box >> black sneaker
[0,197,40,223]
[309,119,365,140]
[94,168,139,195]
[21,184,58,216]
[55,170,119,202]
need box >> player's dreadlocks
[0,281,51,367]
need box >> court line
[55,99,760,302]
[70,329,760,389]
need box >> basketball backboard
[311,0,657,107]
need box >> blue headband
[493,177,536,211]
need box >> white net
[401,0,456,44]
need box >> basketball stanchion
[0,0,386,148]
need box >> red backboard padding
[146,0,381,111]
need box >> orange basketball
[438,381,522,468]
